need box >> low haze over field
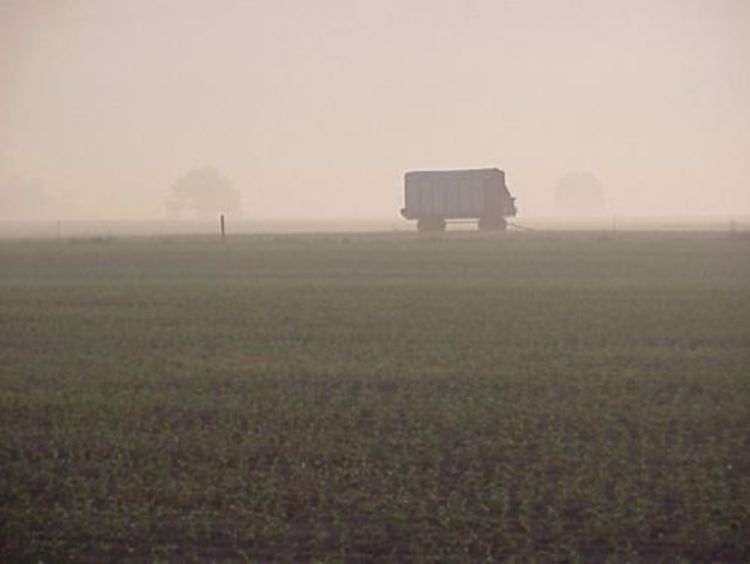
[1,0,749,220]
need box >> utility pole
[220,214,226,241]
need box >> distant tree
[0,175,77,220]
[554,172,606,216]
[167,167,241,219]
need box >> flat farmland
[1,232,748,561]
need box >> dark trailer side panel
[401,168,516,231]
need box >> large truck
[400,168,517,232]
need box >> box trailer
[400,168,517,231]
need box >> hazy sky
[2,0,749,219]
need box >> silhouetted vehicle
[400,168,517,232]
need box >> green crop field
[1,232,748,561]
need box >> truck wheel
[417,218,446,232]
[478,217,508,231]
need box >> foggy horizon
[2,0,749,221]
